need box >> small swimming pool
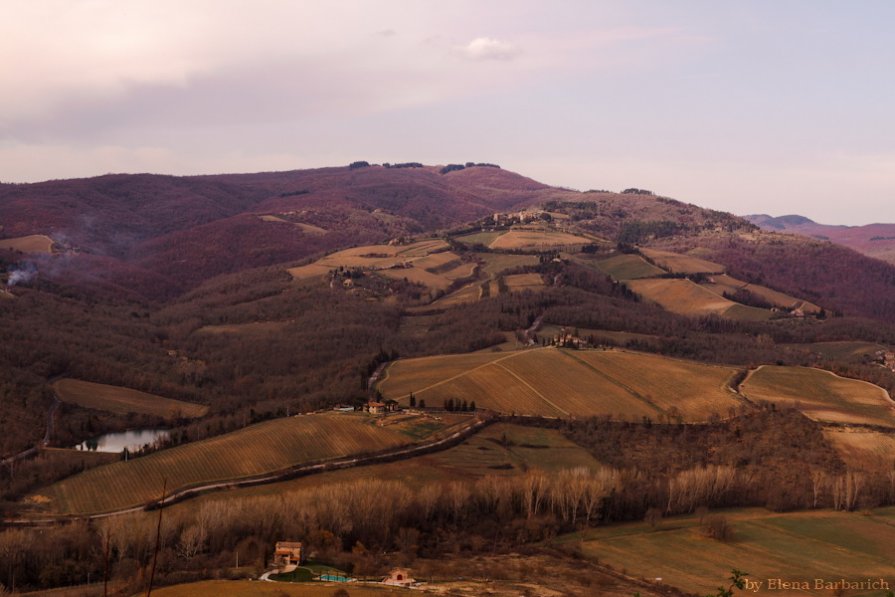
[319,574,352,582]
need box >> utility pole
[147,477,167,597]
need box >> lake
[73,428,169,453]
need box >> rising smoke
[6,262,37,287]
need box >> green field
[741,366,895,427]
[27,413,447,515]
[53,378,208,419]
[455,230,506,246]
[287,239,454,287]
[380,348,742,422]
[593,253,665,280]
[474,252,540,277]
[565,508,895,596]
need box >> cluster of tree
[442,398,476,412]
[722,288,775,310]
[440,164,466,174]
[621,188,654,195]
[0,448,118,505]
[617,219,684,244]
[348,161,371,169]
[382,162,424,168]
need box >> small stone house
[383,567,415,587]
[367,401,387,415]
[274,541,304,567]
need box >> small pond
[73,428,169,453]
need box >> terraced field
[640,247,725,274]
[380,348,742,422]
[592,253,664,280]
[504,273,545,292]
[741,366,895,427]
[627,278,772,321]
[701,273,821,313]
[286,239,453,284]
[567,508,895,596]
[0,234,54,253]
[427,282,483,307]
[28,413,438,515]
[53,379,208,419]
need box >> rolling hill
[747,213,895,265]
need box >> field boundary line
[492,361,569,417]
[388,348,546,399]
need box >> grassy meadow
[475,252,540,277]
[592,253,665,280]
[53,378,208,419]
[565,508,895,596]
[741,366,895,427]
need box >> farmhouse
[273,541,304,567]
[367,401,387,415]
[367,399,400,415]
[383,568,415,587]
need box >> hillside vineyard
[3,164,895,596]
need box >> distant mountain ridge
[745,213,895,264]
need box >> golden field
[379,347,742,422]
[53,378,208,419]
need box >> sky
[1,1,893,225]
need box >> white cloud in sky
[0,1,891,224]
[460,37,519,61]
